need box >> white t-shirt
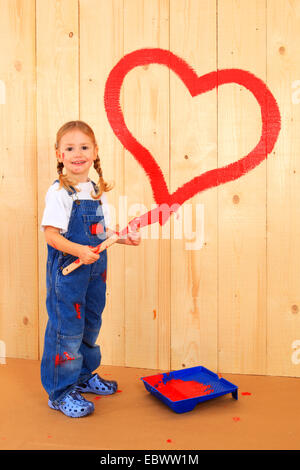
[40,179,111,235]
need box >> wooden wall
[1,0,300,377]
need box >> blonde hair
[55,120,114,199]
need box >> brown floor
[0,358,299,450]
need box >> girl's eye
[65,146,89,151]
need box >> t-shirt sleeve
[40,186,70,233]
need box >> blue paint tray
[141,366,238,413]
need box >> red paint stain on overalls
[101,269,107,283]
[55,351,75,367]
[90,223,104,235]
[74,303,81,319]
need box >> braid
[91,154,114,199]
[57,160,64,176]
[55,148,80,193]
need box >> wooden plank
[267,0,300,377]
[169,0,218,371]
[217,0,267,374]
[37,0,79,358]
[123,0,170,369]
[0,0,37,359]
[79,0,125,365]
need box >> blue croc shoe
[76,373,118,395]
[48,389,94,418]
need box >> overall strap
[53,178,77,197]
[91,181,102,205]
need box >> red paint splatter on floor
[117,390,122,393]
[55,351,75,367]
[101,269,107,283]
[151,378,214,402]
[153,309,157,319]
[74,303,81,319]
[233,417,240,422]
[166,439,172,443]
[241,392,252,396]
[94,396,102,400]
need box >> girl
[40,120,140,418]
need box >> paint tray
[141,365,238,413]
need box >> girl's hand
[110,220,141,246]
[77,245,99,264]
[125,230,141,246]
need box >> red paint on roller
[153,378,214,402]
[74,303,81,319]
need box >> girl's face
[56,129,98,182]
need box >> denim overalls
[41,180,108,404]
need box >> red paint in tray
[141,366,238,413]
[148,375,214,402]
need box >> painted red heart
[104,48,281,213]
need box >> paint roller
[62,205,175,276]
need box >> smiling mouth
[72,161,86,165]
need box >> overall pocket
[82,214,106,245]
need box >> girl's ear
[94,147,98,160]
